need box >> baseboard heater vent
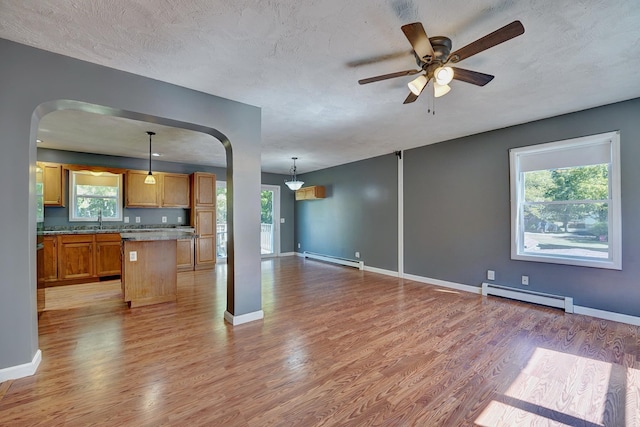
[303,251,364,270]
[481,282,573,313]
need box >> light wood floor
[1,257,639,426]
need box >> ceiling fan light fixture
[284,157,304,191]
[408,75,428,96]
[434,82,451,98]
[434,66,454,86]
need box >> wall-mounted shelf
[295,185,325,200]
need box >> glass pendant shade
[144,171,156,184]
[285,157,304,191]
[285,180,304,191]
[408,75,428,96]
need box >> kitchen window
[69,170,123,222]
[510,131,621,269]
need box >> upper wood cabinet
[38,162,65,206]
[126,170,161,207]
[126,171,190,208]
[162,173,190,208]
[191,172,216,207]
[295,185,326,201]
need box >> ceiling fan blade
[451,67,494,86]
[448,20,525,63]
[358,69,421,85]
[403,92,419,104]
[401,22,435,61]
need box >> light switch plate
[487,270,495,280]
[280,218,285,223]
[522,275,529,285]
[177,216,182,223]
[355,251,360,258]
[124,216,129,223]
[129,251,137,262]
[162,216,167,223]
[135,217,141,223]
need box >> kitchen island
[120,230,195,308]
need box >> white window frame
[69,170,123,222]
[510,131,621,270]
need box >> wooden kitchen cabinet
[126,170,190,208]
[176,238,195,271]
[191,172,216,207]
[162,173,190,207]
[126,170,161,207]
[95,233,122,277]
[58,234,94,280]
[42,236,58,283]
[295,185,325,201]
[38,162,65,206]
[193,208,216,269]
[190,172,216,269]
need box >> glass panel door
[216,181,227,259]
[261,184,280,257]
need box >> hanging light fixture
[144,131,156,184]
[284,157,304,191]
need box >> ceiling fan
[358,20,525,104]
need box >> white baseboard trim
[224,310,264,326]
[574,305,640,326]
[294,251,304,257]
[279,252,296,257]
[363,265,399,277]
[0,349,41,382]
[402,273,482,295]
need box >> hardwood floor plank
[1,257,639,426]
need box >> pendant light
[144,131,156,184]
[284,157,304,191]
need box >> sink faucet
[98,208,103,230]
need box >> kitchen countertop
[41,226,196,236]
[120,230,196,241]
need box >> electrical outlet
[161,216,167,223]
[297,243,301,249]
[124,216,129,223]
[135,216,141,223]
[177,216,182,223]
[355,251,360,258]
[129,251,137,262]
[487,270,495,281]
[522,275,529,285]
[280,218,285,223]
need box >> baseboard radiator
[481,282,574,313]
[303,251,364,270]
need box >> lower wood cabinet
[45,233,122,285]
[58,234,94,280]
[95,234,123,276]
[43,236,58,283]
[176,238,194,271]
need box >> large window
[510,131,621,269]
[69,170,123,222]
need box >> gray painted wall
[295,154,398,271]
[0,38,261,372]
[404,98,640,317]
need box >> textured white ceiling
[2,0,640,174]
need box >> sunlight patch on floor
[476,347,640,426]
